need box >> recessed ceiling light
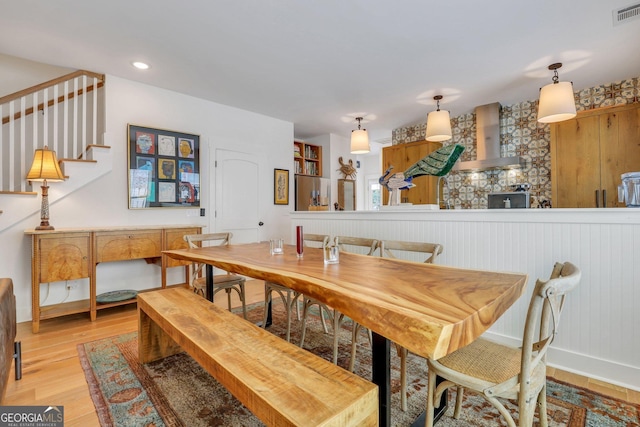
[132,61,150,70]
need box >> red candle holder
[296,226,303,258]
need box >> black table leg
[256,299,273,328]
[372,329,448,426]
[207,265,273,327]
[264,299,273,327]
[206,264,214,302]
[371,332,391,427]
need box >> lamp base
[36,183,55,230]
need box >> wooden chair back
[184,232,232,248]
[183,232,240,294]
[379,239,443,264]
[334,236,378,256]
[519,262,581,395]
[303,233,329,248]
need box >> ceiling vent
[613,3,640,26]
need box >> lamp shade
[27,146,65,181]
[425,109,452,142]
[537,81,577,123]
[351,129,370,154]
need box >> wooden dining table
[164,242,528,426]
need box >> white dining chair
[262,234,329,342]
[425,262,581,427]
[300,236,378,364]
[184,232,248,319]
[349,239,443,411]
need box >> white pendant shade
[425,109,452,142]
[537,81,577,123]
[350,129,370,154]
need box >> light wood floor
[4,280,638,427]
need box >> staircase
[0,70,111,232]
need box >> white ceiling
[1,1,639,146]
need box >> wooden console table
[25,225,201,333]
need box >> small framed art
[274,168,289,205]
[127,124,200,209]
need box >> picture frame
[127,124,200,209]
[274,168,289,205]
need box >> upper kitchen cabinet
[551,103,640,208]
[294,141,323,176]
[382,140,442,205]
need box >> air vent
[613,3,640,26]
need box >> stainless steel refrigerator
[295,175,331,211]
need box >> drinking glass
[323,245,339,264]
[270,238,284,255]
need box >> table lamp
[26,146,65,230]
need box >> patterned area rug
[78,301,640,426]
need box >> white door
[215,149,261,243]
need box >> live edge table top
[164,242,528,361]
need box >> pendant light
[425,95,452,142]
[537,63,577,123]
[350,117,370,154]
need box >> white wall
[0,74,294,323]
[306,132,375,210]
[0,54,74,97]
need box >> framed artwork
[274,168,289,205]
[127,124,200,209]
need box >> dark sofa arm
[1,278,21,403]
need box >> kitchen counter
[291,207,640,391]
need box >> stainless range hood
[453,102,525,171]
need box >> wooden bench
[138,287,378,426]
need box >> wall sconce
[26,146,65,230]
[537,62,577,123]
[425,95,452,142]
[350,117,370,154]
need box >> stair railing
[0,70,105,193]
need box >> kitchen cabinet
[26,225,201,333]
[381,140,442,205]
[294,141,323,176]
[551,103,640,208]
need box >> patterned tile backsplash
[392,76,640,209]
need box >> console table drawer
[164,227,200,268]
[95,230,162,262]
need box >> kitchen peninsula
[291,207,640,391]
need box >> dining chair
[183,232,248,319]
[425,261,581,427]
[262,233,329,342]
[348,239,443,411]
[300,235,379,365]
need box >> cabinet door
[551,115,601,208]
[600,107,640,208]
[95,230,162,262]
[38,234,91,283]
[404,142,441,205]
[164,227,200,267]
[381,145,406,204]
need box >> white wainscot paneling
[291,208,640,391]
